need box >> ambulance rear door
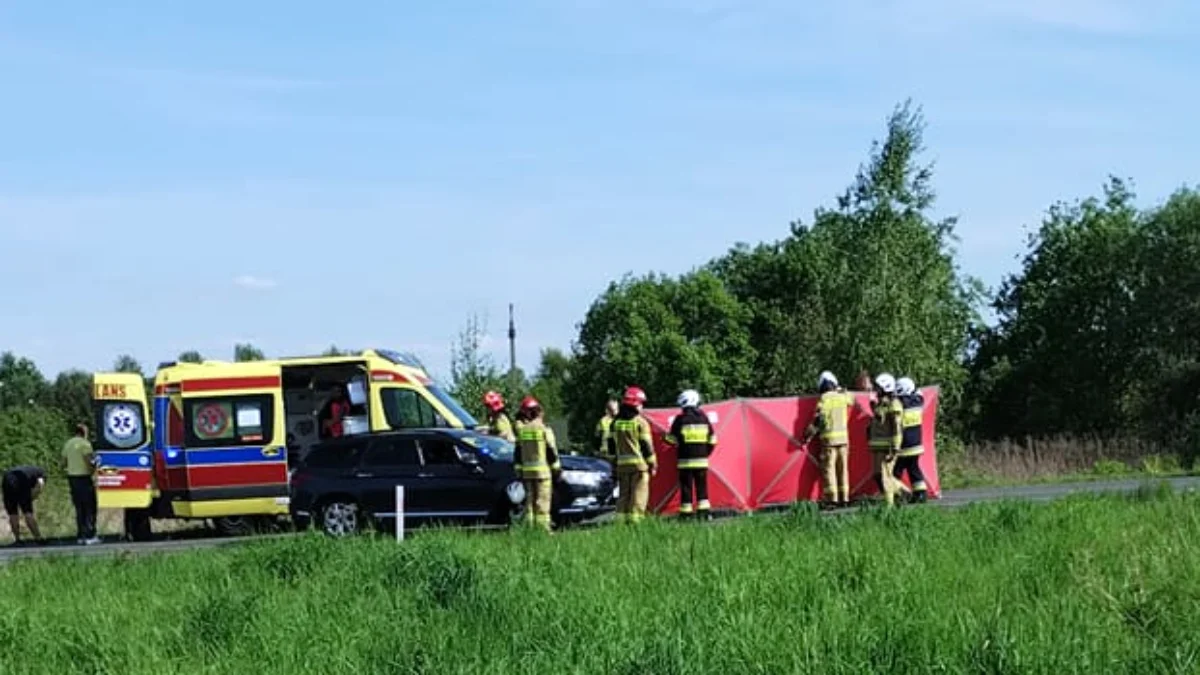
[92,372,154,509]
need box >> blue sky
[1,0,1197,382]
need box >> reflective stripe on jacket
[515,420,561,479]
[665,407,716,470]
[815,390,854,446]
[898,393,924,456]
[608,414,656,471]
[868,396,903,453]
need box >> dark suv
[289,428,615,536]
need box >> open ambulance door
[92,373,155,509]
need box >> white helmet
[896,377,916,396]
[818,371,838,388]
[875,373,897,394]
[677,389,701,408]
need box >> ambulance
[90,349,479,539]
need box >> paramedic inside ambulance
[319,384,351,439]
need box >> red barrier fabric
[641,387,941,514]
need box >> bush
[0,405,69,472]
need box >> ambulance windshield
[426,384,479,428]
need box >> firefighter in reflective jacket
[664,389,716,520]
[606,386,656,523]
[483,391,515,442]
[595,399,618,460]
[895,377,929,503]
[804,371,868,508]
[867,373,904,506]
[514,396,560,531]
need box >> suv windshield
[426,384,479,428]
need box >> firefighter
[895,377,929,503]
[513,396,561,531]
[606,386,656,524]
[803,371,868,508]
[595,399,618,460]
[482,391,516,442]
[664,389,716,520]
[866,373,903,506]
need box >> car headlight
[561,470,604,489]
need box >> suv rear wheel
[320,499,361,537]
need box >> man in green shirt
[62,424,100,545]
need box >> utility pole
[508,303,517,379]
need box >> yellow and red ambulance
[91,349,478,538]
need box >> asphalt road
[2,475,1197,564]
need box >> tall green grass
[2,487,1199,674]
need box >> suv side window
[362,437,421,469]
[418,438,466,465]
[303,441,363,469]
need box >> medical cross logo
[104,404,142,448]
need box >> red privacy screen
[640,388,941,514]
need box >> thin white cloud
[94,65,331,93]
[233,275,277,290]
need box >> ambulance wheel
[124,509,153,542]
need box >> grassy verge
[3,487,1200,673]
[0,482,203,544]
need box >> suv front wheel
[320,499,361,537]
[488,480,527,525]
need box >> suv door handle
[355,472,374,478]
[417,472,434,478]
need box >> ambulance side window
[381,389,448,429]
[184,394,276,448]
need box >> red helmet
[622,386,647,407]
[521,395,541,410]
[482,391,504,412]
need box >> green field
[2,488,1198,674]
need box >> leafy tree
[1119,187,1200,459]
[565,269,755,440]
[448,314,518,420]
[529,348,571,422]
[0,352,48,410]
[712,100,982,415]
[967,178,1142,438]
[177,350,203,363]
[234,343,265,362]
[49,370,92,427]
[322,345,346,356]
[113,355,144,375]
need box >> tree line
[0,344,331,471]
[4,99,1198,464]
[473,100,1200,462]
